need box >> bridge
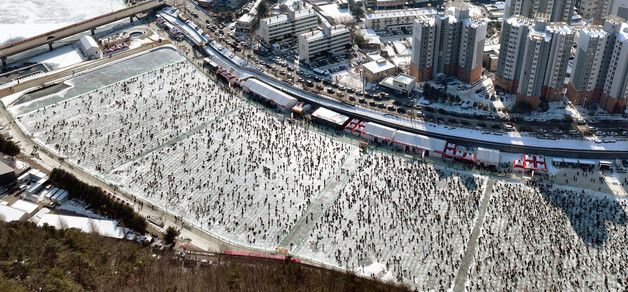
[0,0,166,66]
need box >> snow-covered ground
[295,152,487,289]
[468,181,628,291]
[0,0,126,45]
[27,45,85,70]
[9,46,627,290]
[15,58,359,250]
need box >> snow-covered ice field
[468,181,628,291]
[14,52,360,250]
[0,0,126,45]
[294,152,487,289]
[10,47,628,290]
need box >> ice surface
[0,0,126,45]
[468,181,628,291]
[294,152,486,289]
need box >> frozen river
[10,48,628,290]
[10,47,184,116]
[0,0,126,45]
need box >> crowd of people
[298,152,486,289]
[114,108,357,248]
[14,55,628,291]
[468,181,628,290]
[18,60,358,249]
[19,62,241,173]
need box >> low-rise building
[259,8,319,43]
[78,35,102,60]
[236,13,258,32]
[379,73,416,94]
[362,59,397,82]
[365,8,437,32]
[297,25,351,62]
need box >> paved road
[168,8,627,159]
[0,0,165,61]
[0,41,172,99]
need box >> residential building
[495,16,533,92]
[297,25,351,62]
[409,4,487,83]
[362,59,397,82]
[609,0,628,20]
[365,8,437,32]
[600,22,628,112]
[496,17,574,108]
[410,15,437,81]
[577,0,628,21]
[567,17,628,112]
[259,8,319,43]
[504,0,575,22]
[567,25,608,105]
[457,17,488,83]
[432,13,461,77]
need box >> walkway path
[278,150,363,251]
[452,178,495,292]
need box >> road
[167,2,628,159]
[0,0,166,63]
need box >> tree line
[0,135,20,156]
[49,168,147,233]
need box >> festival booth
[443,142,476,163]
[311,107,350,129]
[513,154,547,175]
[344,119,366,136]
[216,68,240,86]
[291,102,312,116]
[242,79,298,110]
[362,122,397,144]
[392,130,446,158]
[476,147,500,167]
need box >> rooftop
[366,8,436,21]
[579,25,607,38]
[301,29,326,42]
[362,59,396,74]
[262,14,289,25]
[505,15,533,27]
[394,74,415,85]
[462,17,487,28]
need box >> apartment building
[504,0,575,22]
[432,14,462,77]
[496,17,574,108]
[577,0,628,21]
[409,5,487,83]
[365,8,437,32]
[297,25,351,62]
[566,17,628,112]
[600,22,628,112]
[410,15,437,82]
[259,8,319,43]
[458,17,488,83]
[567,25,608,105]
[495,16,533,92]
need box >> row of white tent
[344,119,502,165]
[242,78,298,109]
[344,119,447,157]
